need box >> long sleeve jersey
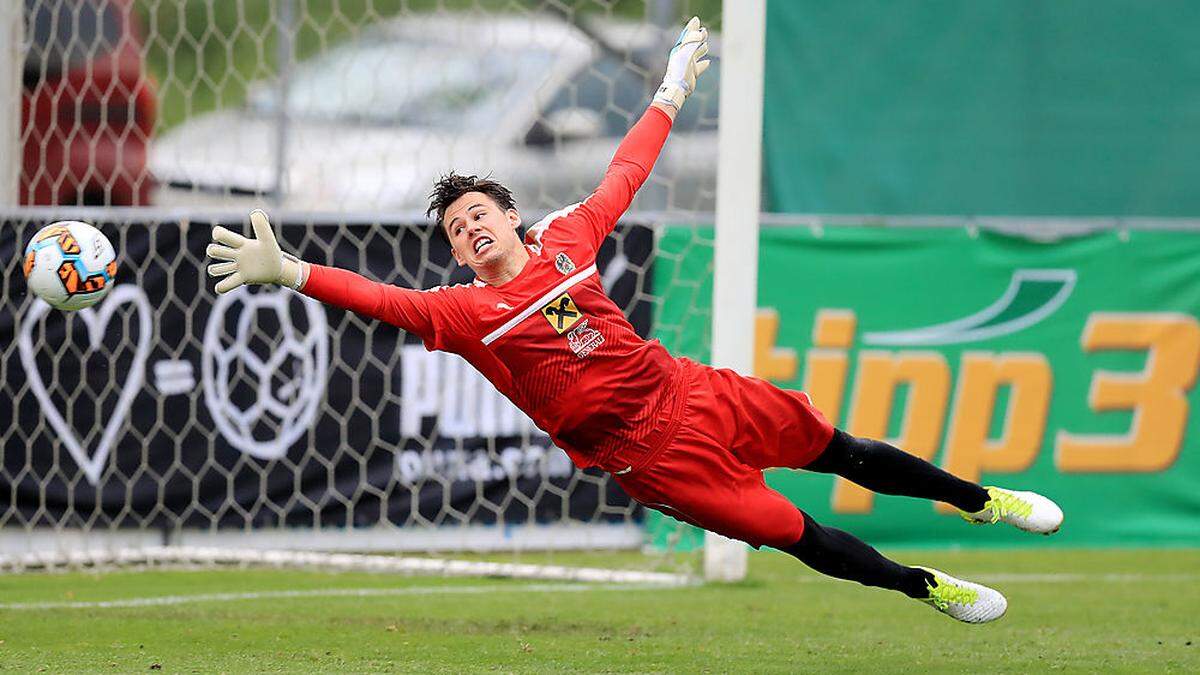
[300,107,686,473]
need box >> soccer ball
[23,221,118,311]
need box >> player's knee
[804,428,862,473]
[697,505,803,550]
[743,509,806,550]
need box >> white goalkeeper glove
[206,209,305,294]
[653,16,711,111]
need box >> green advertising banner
[763,0,1200,217]
[654,225,1200,548]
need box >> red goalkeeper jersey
[300,107,686,473]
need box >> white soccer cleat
[960,486,1064,535]
[917,567,1008,624]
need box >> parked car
[150,14,718,215]
[21,0,157,205]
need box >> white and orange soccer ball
[22,221,118,311]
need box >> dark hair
[427,173,517,235]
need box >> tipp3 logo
[754,269,1200,514]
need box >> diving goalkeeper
[206,17,1062,624]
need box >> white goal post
[706,0,767,582]
[0,1,20,207]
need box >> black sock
[805,429,990,513]
[782,512,933,599]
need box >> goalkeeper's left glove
[206,209,305,294]
[653,16,711,111]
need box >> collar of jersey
[471,243,543,288]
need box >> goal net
[0,0,724,582]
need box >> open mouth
[473,236,494,254]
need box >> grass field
[0,549,1196,673]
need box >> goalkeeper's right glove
[653,16,711,111]
[206,209,305,294]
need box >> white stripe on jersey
[481,263,598,345]
[526,202,582,252]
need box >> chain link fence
[3,0,721,577]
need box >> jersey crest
[567,318,605,358]
[541,293,582,334]
[555,252,576,275]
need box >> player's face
[443,192,522,271]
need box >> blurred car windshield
[249,39,556,130]
[538,53,720,138]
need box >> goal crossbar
[0,546,695,586]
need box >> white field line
[0,582,684,611]
[2,572,1195,611]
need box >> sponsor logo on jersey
[555,252,576,275]
[567,318,604,358]
[541,293,582,334]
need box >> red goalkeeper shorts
[615,358,834,549]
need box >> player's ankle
[954,485,990,513]
[901,566,936,599]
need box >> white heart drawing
[17,285,153,486]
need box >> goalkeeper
[206,17,1062,624]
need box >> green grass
[0,549,1197,672]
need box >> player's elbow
[608,157,651,179]
[603,164,650,196]
[371,286,396,322]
